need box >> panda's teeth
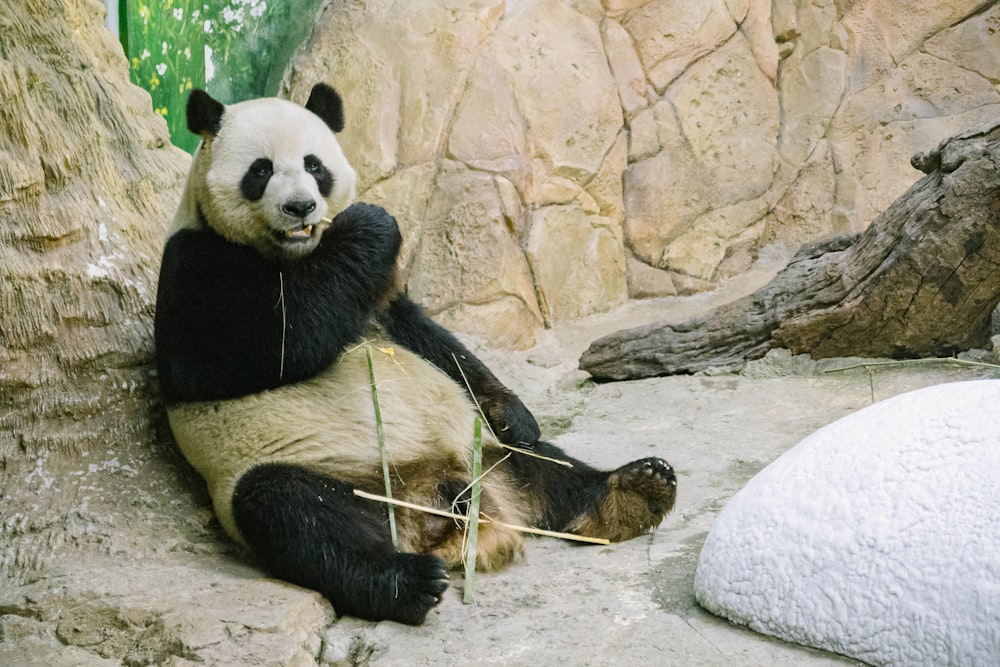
[284,225,314,239]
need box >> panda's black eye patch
[241,158,273,201]
[304,154,333,197]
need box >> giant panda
[154,83,677,626]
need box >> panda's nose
[281,199,317,219]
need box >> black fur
[305,83,345,133]
[187,89,225,136]
[155,202,401,403]
[229,446,674,624]
[305,154,333,197]
[232,463,449,625]
[240,158,273,201]
[377,295,540,447]
[156,202,541,441]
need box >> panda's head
[176,83,357,263]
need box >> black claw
[619,457,677,488]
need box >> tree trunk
[580,122,1000,381]
[0,0,188,581]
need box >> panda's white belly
[167,340,486,541]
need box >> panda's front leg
[321,202,405,307]
[231,463,449,625]
[377,295,541,447]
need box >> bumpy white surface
[694,380,1000,666]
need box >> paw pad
[625,457,676,486]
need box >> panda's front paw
[339,202,399,235]
[380,552,450,625]
[484,392,540,448]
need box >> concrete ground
[4,266,994,666]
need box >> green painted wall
[121,0,324,153]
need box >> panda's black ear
[187,89,225,137]
[305,83,345,133]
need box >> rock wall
[287,0,1000,348]
[0,0,190,588]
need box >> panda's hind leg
[562,457,677,542]
[415,475,525,573]
[231,463,449,625]
[509,443,677,543]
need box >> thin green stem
[463,417,483,605]
[366,345,398,549]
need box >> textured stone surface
[5,1,1000,663]
[288,0,1000,348]
[582,121,1000,380]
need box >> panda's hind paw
[612,457,676,495]
[381,552,450,625]
[568,457,677,543]
[610,457,677,516]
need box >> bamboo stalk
[366,344,398,548]
[825,356,1000,373]
[463,417,484,604]
[352,489,611,545]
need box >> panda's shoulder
[165,228,252,262]
[161,228,266,287]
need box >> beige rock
[736,0,778,80]
[434,297,542,350]
[286,0,1000,346]
[831,52,1000,226]
[586,131,629,225]
[662,197,769,281]
[289,0,504,191]
[491,0,621,184]
[924,3,1000,79]
[624,33,778,277]
[448,54,528,181]
[844,0,985,66]
[766,139,840,249]
[603,0,653,12]
[627,106,660,162]
[624,148,698,268]
[526,205,628,322]
[357,163,437,274]
[666,34,779,205]
[602,19,649,118]
[626,254,677,298]
[775,46,846,189]
[407,165,543,339]
[495,175,528,241]
[623,0,738,91]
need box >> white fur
[167,341,492,546]
[169,96,357,243]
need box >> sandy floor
[4,263,995,666]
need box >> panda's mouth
[273,224,318,244]
[281,224,315,240]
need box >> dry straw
[361,344,611,608]
[352,489,610,545]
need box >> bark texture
[0,0,189,584]
[0,0,188,459]
[580,122,1000,381]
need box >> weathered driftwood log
[580,122,1000,381]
